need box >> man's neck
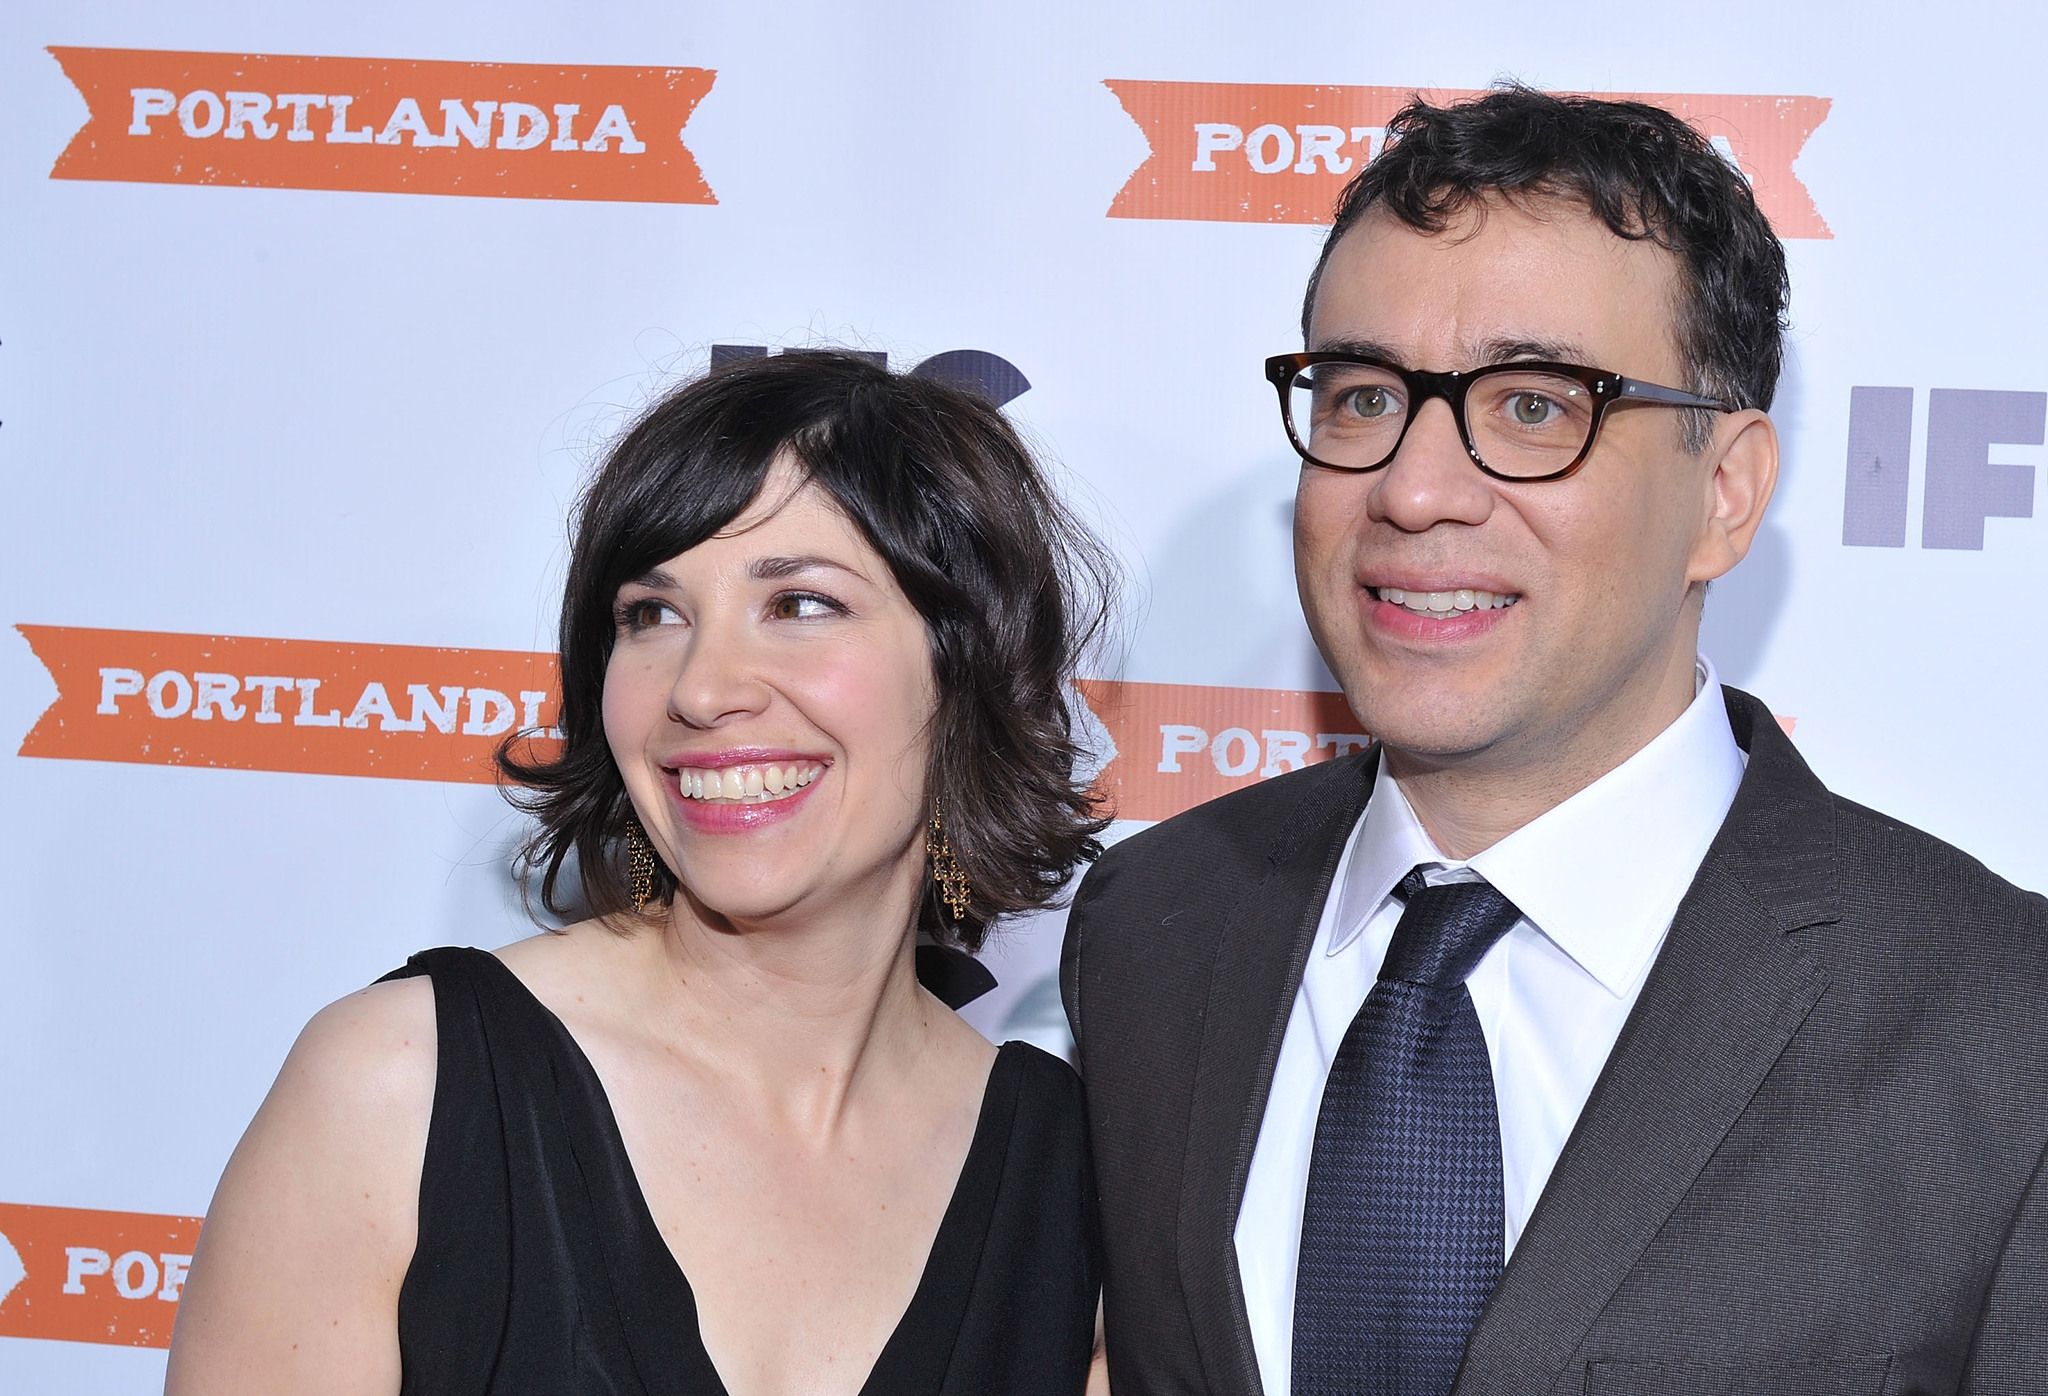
[1385,649,1705,861]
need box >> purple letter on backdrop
[1842,386,1913,547]
[1922,388,2041,550]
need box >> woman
[166,350,1115,1394]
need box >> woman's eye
[770,593,838,621]
[619,598,682,629]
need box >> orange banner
[47,47,716,204]
[16,625,561,783]
[14,630,1793,809]
[1074,678,1370,823]
[0,1203,200,1349]
[1105,81,1831,239]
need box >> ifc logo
[710,346,1029,408]
[1843,387,2039,550]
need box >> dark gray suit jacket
[1062,688,2048,1395]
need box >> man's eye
[1344,386,1398,419]
[1508,392,1560,425]
[770,593,837,621]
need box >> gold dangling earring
[626,818,660,912]
[927,799,973,923]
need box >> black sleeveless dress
[381,947,1100,1395]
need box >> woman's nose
[665,620,773,728]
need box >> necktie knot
[1380,867,1522,989]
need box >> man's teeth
[1377,586,1519,616]
[677,762,824,802]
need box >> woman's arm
[164,977,437,1396]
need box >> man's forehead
[1308,198,1682,371]
[1309,330,1598,369]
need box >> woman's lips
[673,759,825,802]
[664,760,828,834]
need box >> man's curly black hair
[1303,85,1791,451]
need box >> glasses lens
[1289,361,1408,469]
[1466,369,1598,478]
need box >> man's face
[1296,198,1753,774]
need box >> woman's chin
[670,871,834,931]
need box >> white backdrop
[4,2,2046,1386]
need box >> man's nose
[1368,397,1496,532]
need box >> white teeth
[676,761,825,802]
[1377,586,1519,616]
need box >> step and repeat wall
[4,2,2045,1387]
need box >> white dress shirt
[1233,659,1748,1396]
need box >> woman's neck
[628,875,942,1137]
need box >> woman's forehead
[714,464,858,547]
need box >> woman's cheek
[792,645,936,765]
[600,656,663,766]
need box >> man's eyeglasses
[1264,352,1739,483]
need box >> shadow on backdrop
[1128,456,1338,693]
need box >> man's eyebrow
[748,554,870,583]
[1310,336,1407,364]
[1475,335,1590,365]
[1304,336,1594,370]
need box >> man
[1064,87,2048,1394]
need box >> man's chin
[1349,691,1527,767]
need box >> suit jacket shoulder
[1826,789,2048,963]
[1062,747,1373,1051]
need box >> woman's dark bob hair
[502,349,1117,950]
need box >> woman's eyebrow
[749,554,870,583]
[625,567,678,591]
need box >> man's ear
[1687,410,1779,585]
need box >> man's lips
[1365,582,1520,619]
[1359,573,1523,618]
[1358,580,1522,641]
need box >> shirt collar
[1327,657,1747,996]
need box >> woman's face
[602,457,938,930]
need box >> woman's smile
[663,751,834,834]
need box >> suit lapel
[1177,750,1378,1396]
[1454,689,1841,1394]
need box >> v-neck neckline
[477,951,1020,1396]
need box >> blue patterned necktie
[1291,866,1522,1396]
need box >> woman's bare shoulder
[164,975,438,1395]
[299,973,438,1083]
